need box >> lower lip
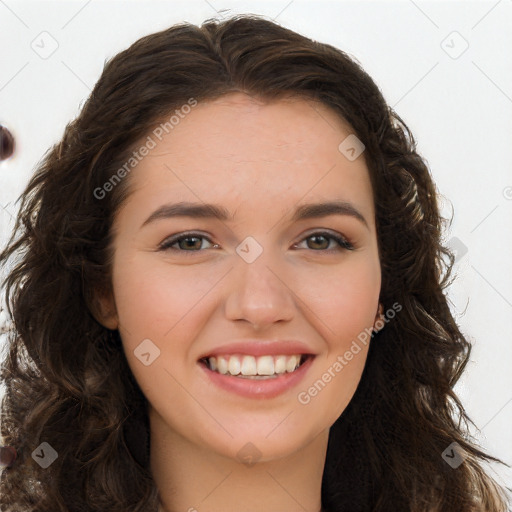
[199,356,315,399]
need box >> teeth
[274,355,287,374]
[217,356,228,374]
[241,355,257,375]
[206,354,304,377]
[257,355,274,376]
[286,356,299,373]
[228,357,241,376]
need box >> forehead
[160,92,355,162]
[118,92,374,225]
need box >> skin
[96,92,382,512]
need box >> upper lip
[198,339,317,359]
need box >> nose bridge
[224,238,295,327]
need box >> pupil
[182,237,200,250]
[309,235,327,250]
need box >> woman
[0,14,509,512]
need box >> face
[100,92,381,463]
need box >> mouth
[199,353,313,379]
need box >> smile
[198,354,315,398]
[201,354,309,379]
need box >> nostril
[0,125,15,161]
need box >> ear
[373,302,384,333]
[90,288,119,330]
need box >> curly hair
[0,14,509,512]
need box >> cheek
[292,254,379,414]
[295,253,381,344]
[111,253,216,341]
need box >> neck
[150,409,328,512]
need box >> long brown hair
[0,14,509,511]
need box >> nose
[224,251,296,331]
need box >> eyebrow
[140,200,369,229]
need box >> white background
[1,0,511,491]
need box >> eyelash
[158,230,355,253]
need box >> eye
[294,231,354,251]
[158,230,354,254]
[158,232,218,252]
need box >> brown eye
[295,231,354,251]
[306,234,331,250]
[159,233,217,252]
[176,236,205,250]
